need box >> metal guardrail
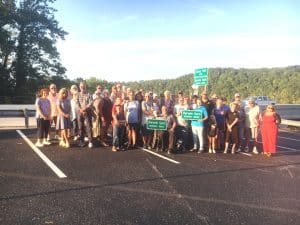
[281,119,300,127]
[0,104,300,128]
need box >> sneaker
[78,141,85,148]
[167,150,172,154]
[252,147,259,154]
[212,149,216,154]
[43,140,51,146]
[73,135,79,141]
[236,148,242,153]
[223,150,228,154]
[244,146,249,153]
[189,148,197,152]
[65,142,70,148]
[147,145,152,150]
[88,142,93,148]
[197,150,204,154]
[208,148,212,154]
[231,150,235,154]
[35,141,44,147]
[59,140,66,147]
[84,137,89,142]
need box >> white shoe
[35,141,44,147]
[84,137,89,142]
[252,147,259,154]
[208,148,212,154]
[88,142,93,148]
[212,149,216,154]
[43,140,51,146]
[73,136,79,141]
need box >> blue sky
[53,0,300,81]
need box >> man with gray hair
[78,81,93,148]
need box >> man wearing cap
[244,98,260,154]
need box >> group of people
[34,81,281,157]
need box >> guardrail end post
[23,108,29,128]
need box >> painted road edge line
[140,148,181,164]
[16,130,67,178]
[278,136,300,142]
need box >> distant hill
[121,66,300,103]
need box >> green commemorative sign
[147,119,167,130]
[194,68,208,86]
[181,110,203,120]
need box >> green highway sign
[147,119,167,130]
[181,110,203,120]
[194,68,208,86]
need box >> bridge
[0,104,299,225]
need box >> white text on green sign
[181,110,203,120]
[194,68,208,86]
[147,119,167,130]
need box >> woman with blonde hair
[56,88,72,148]
[260,104,281,157]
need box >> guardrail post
[23,108,29,128]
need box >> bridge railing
[0,104,300,128]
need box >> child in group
[56,88,72,148]
[70,85,80,140]
[112,97,126,151]
[35,88,52,147]
[207,114,218,154]
[224,102,239,154]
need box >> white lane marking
[278,136,300,142]
[240,152,252,157]
[140,148,180,164]
[16,130,67,178]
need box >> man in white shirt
[244,98,260,154]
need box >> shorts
[225,127,238,144]
[141,124,153,136]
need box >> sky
[53,0,300,82]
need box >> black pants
[37,118,50,139]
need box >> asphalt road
[0,128,299,225]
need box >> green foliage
[118,66,300,104]
[0,0,67,103]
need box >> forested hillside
[122,66,300,103]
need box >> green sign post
[147,119,167,130]
[181,110,203,120]
[194,68,208,86]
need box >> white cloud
[57,34,300,81]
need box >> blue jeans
[113,125,125,147]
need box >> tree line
[1,1,299,104]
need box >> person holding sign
[157,106,177,154]
[191,98,208,153]
[141,92,154,149]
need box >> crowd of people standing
[34,81,281,157]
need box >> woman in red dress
[260,105,281,157]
